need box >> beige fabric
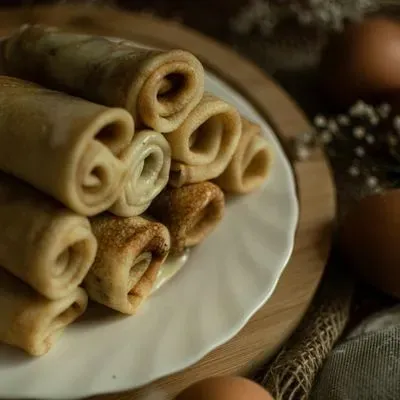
[85,215,170,314]
[110,130,171,217]
[0,269,87,356]
[215,117,273,193]
[0,76,134,216]
[2,24,204,133]
[258,267,354,400]
[148,182,225,254]
[167,93,241,187]
[0,172,97,300]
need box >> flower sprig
[294,100,400,193]
[232,0,378,35]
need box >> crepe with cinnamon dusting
[167,93,241,187]
[215,117,272,193]
[85,215,170,314]
[2,24,204,133]
[0,76,134,216]
[148,182,225,254]
[0,172,97,300]
[0,269,87,356]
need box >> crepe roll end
[70,107,134,216]
[87,107,134,157]
[86,216,170,314]
[37,214,97,300]
[28,288,88,356]
[110,130,171,217]
[217,135,272,194]
[240,136,272,192]
[136,50,204,133]
[168,97,240,165]
[167,96,241,186]
[149,182,225,254]
[123,221,170,314]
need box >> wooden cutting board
[0,5,336,400]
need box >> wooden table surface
[0,5,336,400]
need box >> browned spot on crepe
[148,181,225,254]
[85,215,170,314]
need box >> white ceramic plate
[0,65,299,400]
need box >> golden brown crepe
[215,117,272,193]
[110,130,171,217]
[85,215,170,314]
[148,182,225,254]
[0,172,97,300]
[0,268,87,356]
[0,76,134,216]
[2,24,204,133]
[167,93,241,187]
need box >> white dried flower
[353,126,365,139]
[231,0,378,36]
[369,114,380,126]
[388,134,398,147]
[348,165,360,177]
[337,114,350,126]
[364,105,377,118]
[320,130,332,143]
[349,100,368,117]
[365,134,375,144]
[232,0,275,35]
[296,144,311,161]
[301,131,315,143]
[314,114,327,128]
[393,116,400,133]
[327,119,339,133]
[377,103,391,118]
[366,176,378,188]
[355,146,365,157]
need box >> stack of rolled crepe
[0,172,96,355]
[0,24,274,357]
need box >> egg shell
[175,376,274,400]
[339,189,400,298]
[319,18,400,107]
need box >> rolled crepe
[110,130,171,217]
[0,269,88,356]
[0,76,134,216]
[215,117,272,193]
[2,24,204,133]
[85,215,170,314]
[148,182,225,254]
[0,172,97,299]
[167,93,241,187]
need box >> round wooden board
[0,5,336,400]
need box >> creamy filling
[152,249,190,293]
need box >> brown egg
[175,376,274,400]
[339,189,400,298]
[320,18,400,106]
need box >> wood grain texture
[0,5,336,400]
